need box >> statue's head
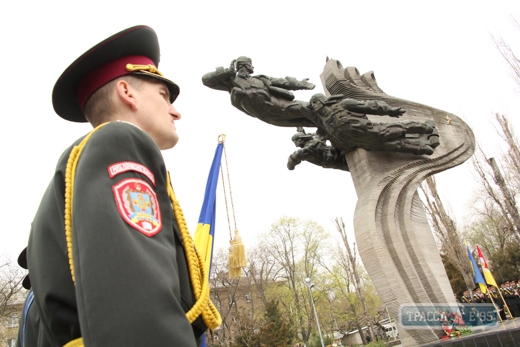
[291,132,313,148]
[308,93,327,111]
[236,56,253,73]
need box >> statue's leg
[374,124,408,140]
[383,140,434,155]
[376,121,435,139]
[399,120,435,134]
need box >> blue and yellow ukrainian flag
[194,142,223,276]
[467,246,487,294]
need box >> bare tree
[464,205,514,258]
[471,144,520,244]
[208,249,243,346]
[420,176,475,290]
[258,217,331,343]
[492,17,520,91]
[486,156,520,238]
[495,114,520,192]
[0,255,26,345]
[334,217,376,345]
[481,18,520,242]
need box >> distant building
[0,290,27,347]
[209,275,289,344]
[210,276,263,343]
[341,317,399,346]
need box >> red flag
[476,245,498,288]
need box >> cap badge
[126,63,164,77]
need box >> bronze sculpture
[202,57,477,345]
[287,129,350,171]
[202,56,316,127]
[202,57,440,157]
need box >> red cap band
[77,55,155,110]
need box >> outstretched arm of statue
[229,59,237,73]
[287,149,304,170]
[268,76,316,91]
[341,98,405,117]
[201,66,236,92]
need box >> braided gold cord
[221,144,238,231]
[167,173,222,329]
[64,146,80,283]
[64,123,221,330]
[65,123,109,283]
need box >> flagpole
[475,245,513,320]
[486,288,503,322]
[498,288,514,320]
[194,139,226,347]
[469,245,499,318]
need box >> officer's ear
[115,79,138,110]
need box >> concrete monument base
[321,60,475,346]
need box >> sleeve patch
[108,161,156,185]
[112,178,162,237]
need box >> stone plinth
[321,60,475,346]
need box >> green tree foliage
[464,208,513,258]
[229,217,386,346]
[229,308,260,347]
[259,300,294,347]
[439,252,466,297]
[487,242,520,282]
[306,332,333,347]
[258,217,331,342]
[232,300,294,347]
[327,218,383,343]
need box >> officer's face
[133,79,181,149]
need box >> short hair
[83,75,145,127]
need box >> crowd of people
[459,278,520,321]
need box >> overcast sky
[1,1,520,262]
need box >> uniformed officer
[501,281,519,318]
[17,26,220,347]
[472,287,486,304]
[460,289,472,304]
[459,289,473,324]
[486,284,505,321]
[516,278,520,314]
[507,280,520,318]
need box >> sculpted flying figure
[202,57,440,157]
[287,129,350,171]
[202,56,316,127]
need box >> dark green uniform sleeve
[72,122,198,347]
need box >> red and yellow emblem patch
[112,178,162,237]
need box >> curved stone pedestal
[321,60,475,346]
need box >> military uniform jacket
[501,287,517,302]
[460,295,472,304]
[486,290,504,308]
[26,122,205,347]
[472,294,486,304]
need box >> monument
[202,57,475,346]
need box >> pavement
[414,317,520,347]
